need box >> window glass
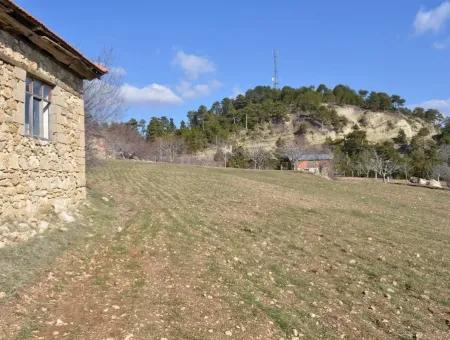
[33,80,42,97]
[25,75,52,139]
[25,93,31,134]
[42,104,49,139]
[43,85,51,101]
[32,98,41,137]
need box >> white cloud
[120,83,182,106]
[176,80,221,99]
[415,98,450,115]
[414,1,450,34]
[433,36,450,49]
[110,67,127,76]
[433,41,448,49]
[173,51,216,79]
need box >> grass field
[1,160,450,339]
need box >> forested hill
[144,84,446,152]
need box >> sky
[15,0,450,123]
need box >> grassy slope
[1,160,449,339]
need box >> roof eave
[0,0,107,80]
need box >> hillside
[1,161,450,339]
[226,105,436,152]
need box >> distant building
[295,153,333,175]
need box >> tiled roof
[0,0,107,79]
[297,153,333,161]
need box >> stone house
[0,1,106,219]
[295,153,333,175]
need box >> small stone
[293,329,298,336]
[55,318,65,326]
[384,293,391,300]
[112,305,120,310]
[420,294,430,300]
[225,330,232,336]
[37,221,49,234]
[0,292,6,299]
[102,196,110,202]
[58,211,75,223]
[369,305,376,311]
[413,332,423,339]
[349,259,356,265]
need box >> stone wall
[0,29,86,220]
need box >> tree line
[95,114,449,183]
[119,84,446,155]
[330,125,450,182]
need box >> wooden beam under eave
[0,9,99,80]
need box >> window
[25,76,52,139]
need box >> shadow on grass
[0,190,115,298]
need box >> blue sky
[15,0,450,123]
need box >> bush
[358,115,368,127]
[228,146,249,168]
[276,137,286,147]
[386,120,394,130]
[294,123,308,136]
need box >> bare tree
[84,49,126,165]
[84,49,125,124]
[399,159,413,180]
[246,147,270,170]
[160,135,184,162]
[432,144,450,182]
[214,143,232,168]
[280,143,305,170]
[371,150,399,183]
[355,149,373,177]
[102,123,151,160]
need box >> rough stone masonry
[0,29,86,219]
[0,1,106,243]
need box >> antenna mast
[272,49,279,89]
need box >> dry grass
[0,160,449,339]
